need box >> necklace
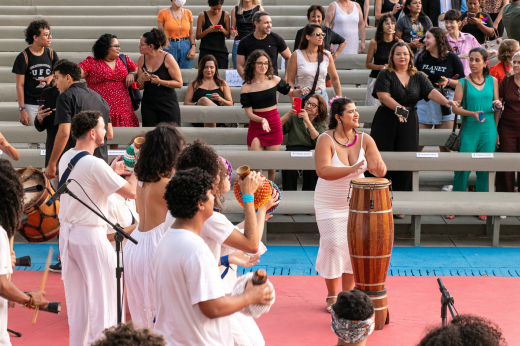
[396,69,408,73]
[304,49,317,63]
[333,130,358,147]
[170,8,183,28]
[469,74,485,86]
[240,5,255,23]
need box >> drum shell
[366,290,389,330]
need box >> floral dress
[79,55,139,127]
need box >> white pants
[25,104,39,126]
[60,222,117,346]
[230,312,265,346]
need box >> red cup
[293,98,302,112]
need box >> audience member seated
[490,39,519,83]
[447,47,501,220]
[196,0,230,69]
[374,0,403,25]
[365,14,400,107]
[136,29,183,127]
[324,0,366,54]
[280,94,328,191]
[396,0,433,52]
[230,0,264,69]
[184,55,234,128]
[503,0,520,42]
[480,0,508,37]
[331,289,375,346]
[460,0,495,44]
[417,314,507,346]
[92,322,165,346]
[287,24,342,105]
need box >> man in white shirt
[0,159,48,346]
[155,168,274,346]
[58,110,136,345]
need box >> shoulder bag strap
[49,48,54,62]
[22,50,28,72]
[58,151,91,188]
[458,78,468,133]
[309,52,323,95]
[119,53,129,73]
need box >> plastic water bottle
[252,269,267,285]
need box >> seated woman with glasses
[240,49,307,181]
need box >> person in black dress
[370,42,459,196]
[136,29,183,127]
[196,0,230,69]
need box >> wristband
[242,194,254,203]
[220,255,234,279]
[129,72,135,75]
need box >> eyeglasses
[383,22,396,26]
[41,32,52,38]
[255,62,269,67]
[111,45,121,48]
[312,33,326,37]
[305,102,318,109]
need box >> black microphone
[24,185,44,193]
[15,256,31,267]
[46,180,71,206]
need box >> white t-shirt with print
[0,227,13,346]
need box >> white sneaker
[500,216,507,219]
[442,185,453,191]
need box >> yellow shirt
[157,8,193,40]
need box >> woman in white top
[123,124,184,329]
[314,97,387,312]
[286,23,341,106]
[325,0,367,54]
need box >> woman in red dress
[79,33,138,128]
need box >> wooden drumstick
[33,247,53,325]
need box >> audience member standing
[184,55,233,127]
[423,0,462,27]
[197,0,230,69]
[280,94,328,191]
[460,0,495,44]
[157,0,196,69]
[79,34,138,128]
[12,20,59,126]
[503,0,520,42]
[481,0,509,37]
[286,24,342,106]
[396,0,433,52]
[490,39,519,83]
[447,48,501,220]
[415,28,464,152]
[136,29,183,127]
[375,0,404,24]
[365,14,399,106]
[236,11,291,77]
[325,0,367,54]
[230,0,264,69]
[496,51,520,192]
[370,42,458,196]
[240,50,306,181]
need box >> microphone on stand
[46,180,71,206]
[24,185,44,193]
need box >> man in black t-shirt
[12,20,59,126]
[45,60,112,180]
[236,11,291,78]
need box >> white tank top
[294,49,330,91]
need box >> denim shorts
[417,88,455,125]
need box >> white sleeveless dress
[332,1,360,55]
[314,132,367,279]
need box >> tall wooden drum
[347,177,394,330]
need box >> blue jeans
[232,40,240,69]
[164,40,194,69]
[299,88,329,106]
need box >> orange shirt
[157,8,193,40]
[490,62,513,84]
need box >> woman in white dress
[123,123,184,328]
[314,97,387,312]
[325,0,366,54]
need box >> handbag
[481,29,503,51]
[445,79,468,151]
[119,54,142,111]
[301,52,324,105]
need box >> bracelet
[136,78,141,84]
[166,81,170,87]
[129,72,135,75]
[242,194,254,203]
[191,43,196,47]
[26,293,33,307]
[221,255,230,267]
[447,78,451,86]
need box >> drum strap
[58,151,90,188]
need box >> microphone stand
[62,187,137,324]
[437,278,457,327]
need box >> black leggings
[369,105,419,191]
[281,145,319,191]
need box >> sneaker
[49,260,61,273]
[500,216,507,219]
[442,185,453,191]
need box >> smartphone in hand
[214,25,222,29]
[293,98,302,112]
[395,106,409,119]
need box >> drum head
[18,168,46,209]
[351,177,391,187]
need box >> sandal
[445,215,455,219]
[478,215,487,221]
[326,296,337,313]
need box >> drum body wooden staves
[347,177,394,330]
[17,168,60,242]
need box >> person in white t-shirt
[155,167,274,346]
[58,111,137,346]
[0,159,48,346]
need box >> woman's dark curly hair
[375,14,398,44]
[71,110,103,140]
[243,49,274,84]
[24,20,50,45]
[92,321,165,346]
[143,28,168,50]
[164,168,215,219]
[134,123,184,183]
[306,94,328,125]
[192,55,226,91]
[175,139,220,180]
[332,289,374,321]
[0,159,24,239]
[328,97,361,131]
[417,314,507,346]
[298,24,325,52]
[92,33,118,59]
[417,27,453,64]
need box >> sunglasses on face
[111,45,121,48]
[312,32,326,37]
